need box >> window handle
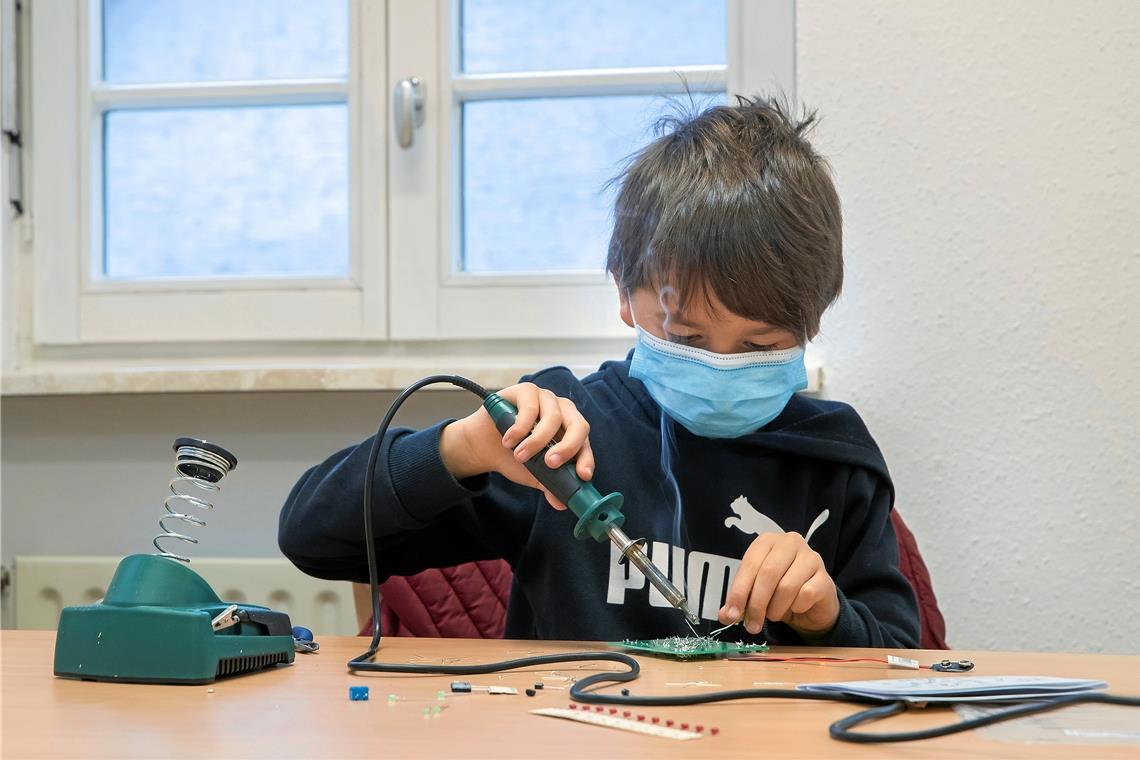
[392,77,425,149]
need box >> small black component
[621,688,630,696]
[525,688,537,697]
[533,682,544,690]
[232,608,293,637]
[931,659,975,672]
[450,681,472,693]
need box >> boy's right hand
[438,382,594,510]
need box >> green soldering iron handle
[482,392,625,543]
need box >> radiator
[12,556,361,636]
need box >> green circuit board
[614,637,769,660]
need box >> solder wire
[346,375,1140,744]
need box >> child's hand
[439,382,594,510]
[718,532,840,639]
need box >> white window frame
[24,0,793,354]
[31,0,386,345]
[388,0,795,341]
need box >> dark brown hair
[606,95,843,343]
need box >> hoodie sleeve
[818,468,921,648]
[769,467,921,649]
[277,420,538,583]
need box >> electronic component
[887,655,919,670]
[615,637,769,660]
[349,686,369,701]
[734,653,952,670]
[487,686,518,695]
[525,688,537,697]
[449,682,517,694]
[533,707,704,741]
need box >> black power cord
[347,375,1140,743]
[829,691,1140,743]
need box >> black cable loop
[352,374,488,664]
[829,692,1140,743]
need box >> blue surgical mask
[629,327,807,438]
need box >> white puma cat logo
[606,496,831,620]
[725,495,830,544]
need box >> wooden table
[2,631,1138,758]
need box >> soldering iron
[481,391,699,628]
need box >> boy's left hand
[718,532,840,639]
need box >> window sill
[1,362,823,396]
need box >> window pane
[462,94,724,274]
[103,106,348,279]
[461,0,726,74]
[103,0,348,84]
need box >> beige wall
[798,0,1140,653]
[1,389,475,560]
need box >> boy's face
[618,286,800,354]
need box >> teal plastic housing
[482,392,625,542]
[53,554,295,684]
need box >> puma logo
[725,495,784,536]
[606,498,832,620]
[725,495,830,544]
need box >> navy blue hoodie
[278,358,920,648]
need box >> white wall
[3,1,1138,652]
[799,0,1140,653]
[1,390,475,561]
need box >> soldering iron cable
[347,375,1140,743]
[348,375,645,679]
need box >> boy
[279,97,920,648]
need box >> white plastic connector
[887,655,921,670]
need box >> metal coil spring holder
[153,437,238,563]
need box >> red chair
[359,510,948,649]
[889,511,948,649]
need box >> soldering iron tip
[679,603,701,634]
